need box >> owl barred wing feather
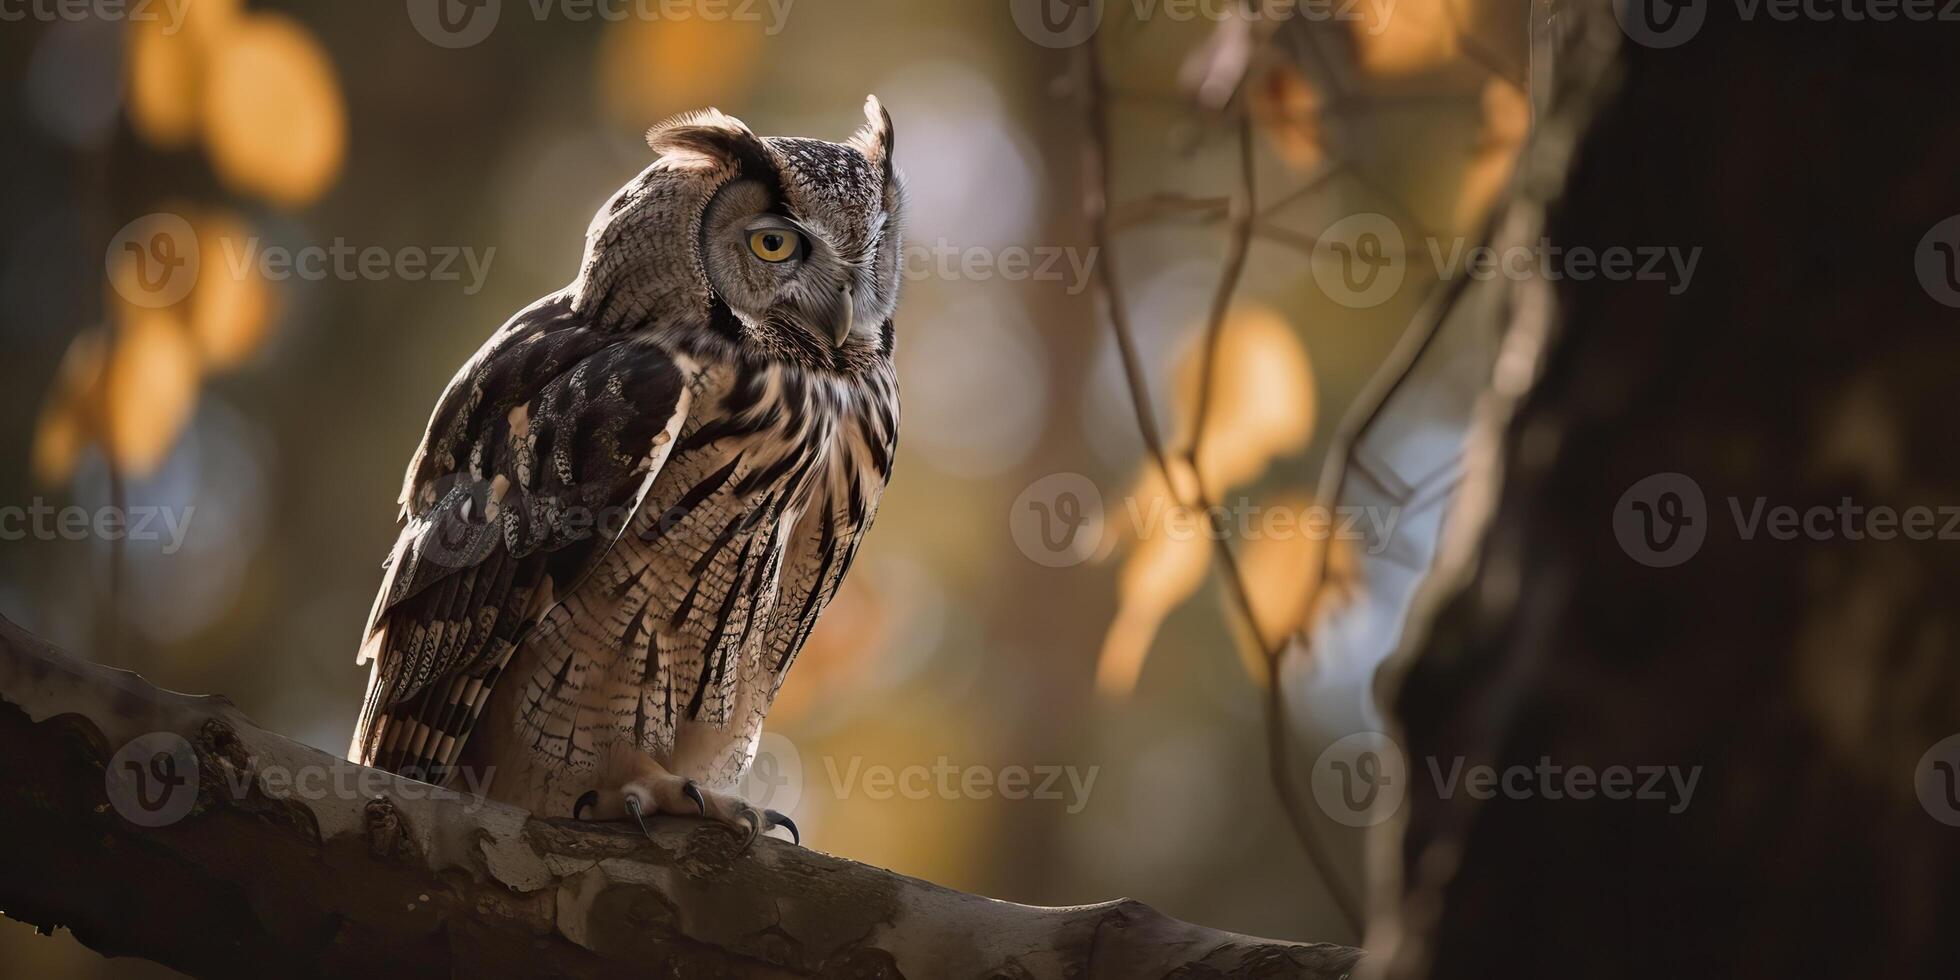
[351,292,692,780]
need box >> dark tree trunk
[1380,8,1960,980]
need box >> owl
[348,98,902,848]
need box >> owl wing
[351,292,691,781]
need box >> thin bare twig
[1252,222,1321,255]
[1176,102,1286,665]
[1082,48,1176,481]
[1255,161,1344,221]
[1184,110,1257,477]
[1079,39,1365,938]
[1109,192,1232,231]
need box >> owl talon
[764,809,799,846]
[733,805,763,853]
[625,794,653,839]
[588,757,792,852]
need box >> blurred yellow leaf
[1174,304,1316,493]
[598,17,764,126]
[1353,0,1458,77]
[31,329,110,486]
[124,0,251,149]
[31,406,88,488]
[1454,78,1530,228]
[1254,65,1322,172]
[103,308,201,477]
[1482,72,1531,143]
[102,205,271,373]
[126,19,199,148]
[1237,492,1346,653]
[1096,306,1317,698]
[1097,472,1213,699]
[177,0,243,42]
[190,210,272,369]
[202,14,346,205]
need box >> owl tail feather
[348,629,389,765]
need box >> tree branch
[0,616,1360,979]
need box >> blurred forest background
[0,0,1527,974]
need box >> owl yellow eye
[748,228,800,263]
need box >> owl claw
[625,794,652,839]
[764,809,800,846]
[584,767,794,852]
[733,805,763,853]
[724,804,798,851]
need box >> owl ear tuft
[646,108,777,179]
[849,95,895,181]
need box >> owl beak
[823,286,854,348]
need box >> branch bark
[0,616,1360,980]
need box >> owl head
[572,97,903,374]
